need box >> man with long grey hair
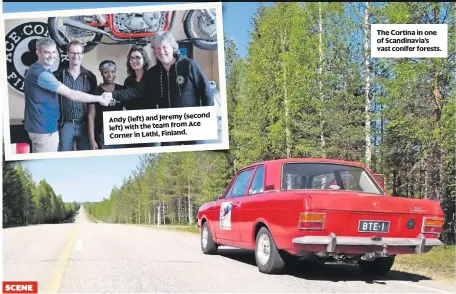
[23,37,112,153]
[110,31,214,146]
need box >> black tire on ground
[358,255,395,276]
[255,227,286,274]
[201,221,218,254]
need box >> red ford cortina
[196,158,444,275]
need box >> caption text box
[103,106,218,145]
[371,24,448,58]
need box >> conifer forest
[3,3,455,244]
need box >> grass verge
[164,225,200,234]
[86,213,101,223]
[132,224,200,233]
[393,245,455,281]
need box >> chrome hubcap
[256,234,271,265]
[202,226,208,248]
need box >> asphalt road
[3,208,455,293]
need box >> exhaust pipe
[361,252,377,261]
[63,18,110,36]
[94,14,107,25]
[361,251,389,261]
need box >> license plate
[358,220,390,233]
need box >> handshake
[99,92,119,106]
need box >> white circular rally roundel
[5,22,68,95]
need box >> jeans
[58,122,90,151]
[28,131,59,153]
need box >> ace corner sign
[5,22,68,95]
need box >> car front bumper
[292,233,443,254]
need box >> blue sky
[3,2,264,203]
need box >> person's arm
[52,69,61,81]
[190,61,214,106]
[87,104,98,150]
[56,84,107,103]
[111,74,148,102]
[37,71,107,104]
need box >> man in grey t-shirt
[24,37,112,153]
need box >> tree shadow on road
[216,248,432,284]
[2,212,77,229]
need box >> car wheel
[201,222,218,254]
[255,227,286,274]
[358,255,395,276]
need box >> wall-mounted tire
[48,17,103,54]
[184,10,218,51]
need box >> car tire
[358,255,395,276]
[201,222,218,255]
[255,227,286,274]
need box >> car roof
[222,158,384,196]
[243,158,368,169]
[244,158,380,193]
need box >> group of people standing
[23,31,215,153]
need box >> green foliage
[394,245,455,280]
[74,3,456,244]
[84,152,231,225]
[2,148,79,226]
[372,2,455,244]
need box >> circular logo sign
[5,22,68,95]
[177,75,185,84]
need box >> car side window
[248,166,265,195]
[225,183,234,198]
[230,169,254,198]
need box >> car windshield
[281,162,384,195]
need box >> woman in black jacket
[123,45,152,110]
[122,45,158,148]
